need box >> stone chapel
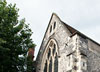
[36,13,100,72]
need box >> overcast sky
[7,0,100,59]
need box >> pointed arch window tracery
[43,39,58,72]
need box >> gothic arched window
[42,39,58,72]
[49,58,52,72]
[54,53,58,72]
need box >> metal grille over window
[49,58,52,72]
[54,54,58,72]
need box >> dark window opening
[53,22,56,29]
[48,48,51,59]
[44,61,47,72]
[53,44,56,55]
[49,58,52,72]
[54,54,58,72]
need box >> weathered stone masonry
[36,13,100,72]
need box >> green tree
[0,0,35,72]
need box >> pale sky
[7,0,100,59]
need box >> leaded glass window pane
[44,61,47,72]
[54,54,58,72]
[53,44,56,56]
[49,58,52,72]
[48,48,51,59]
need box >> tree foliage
[0,0,35,72]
